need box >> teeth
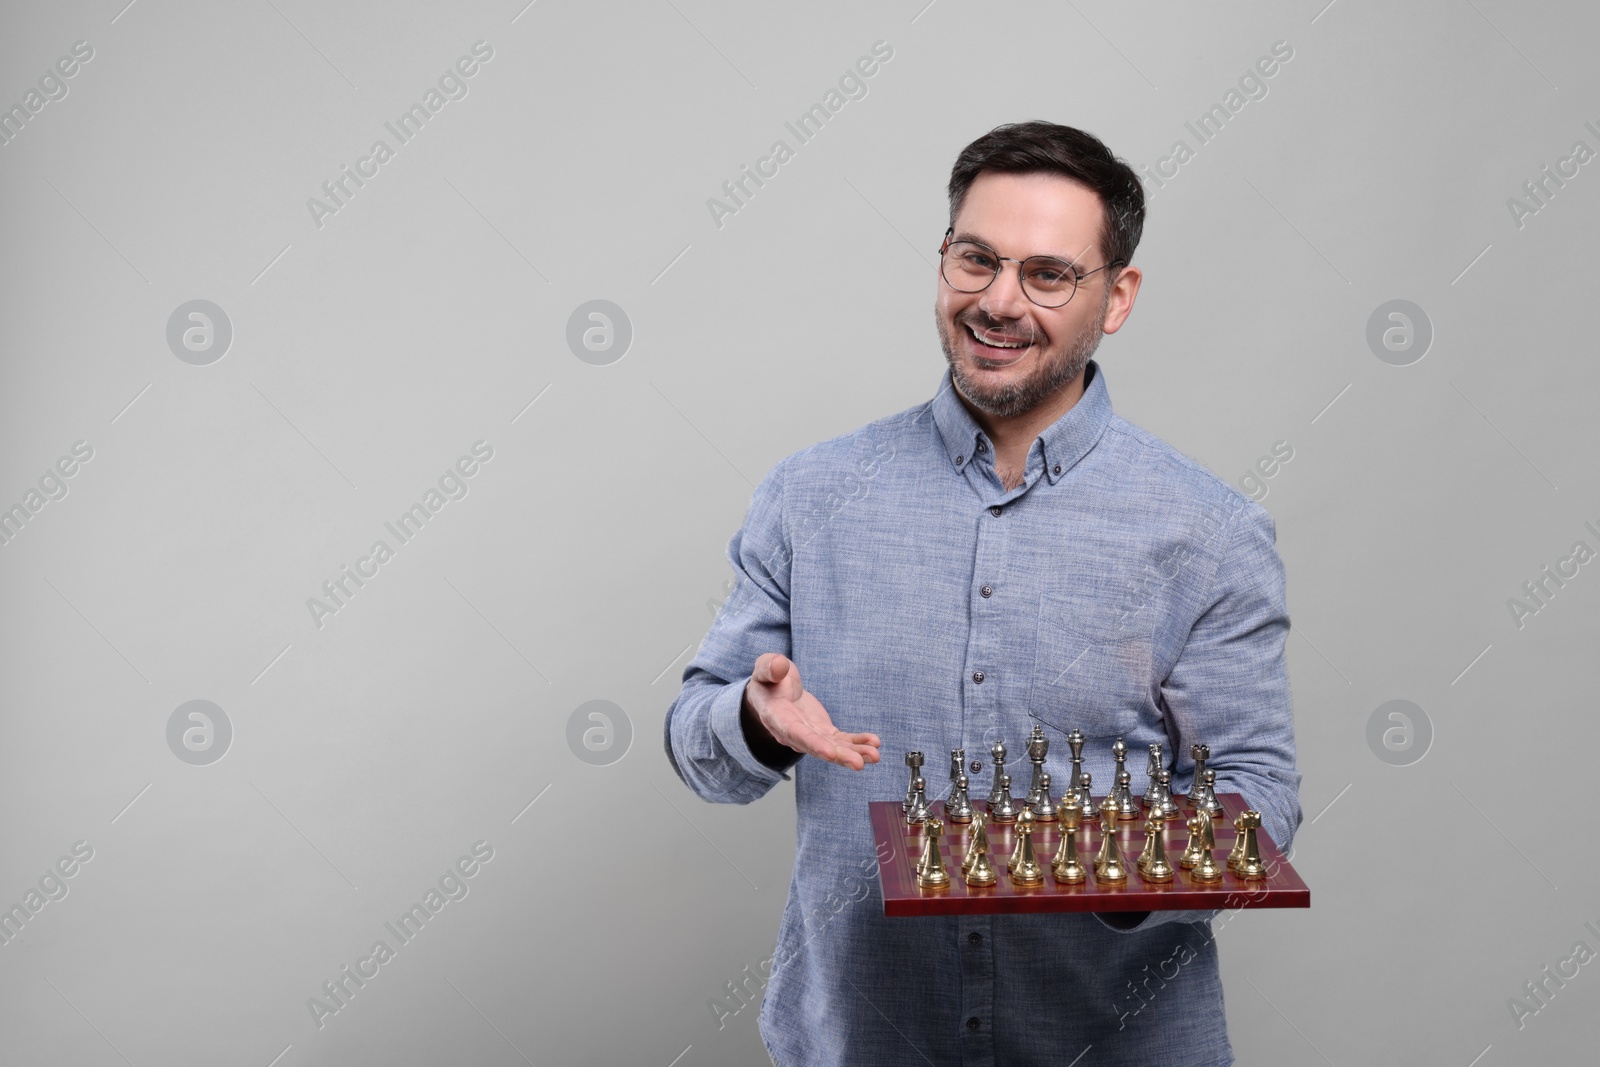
[968,324,1028,349]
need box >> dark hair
[947,120,1146,272]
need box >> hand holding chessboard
[873,731,1310,917]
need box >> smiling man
[665,121,1301,1067]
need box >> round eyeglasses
[938,227,1124,309]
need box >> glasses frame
[938,227,1125,309]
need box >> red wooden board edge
[872,794,1310,917]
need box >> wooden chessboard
[871,793,1310,917]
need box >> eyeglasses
[938,227,1124,309]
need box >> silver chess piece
[946,772,975,823]
[1188,743,1211,808]
[1153,768,1181,821]
[905,775,932,824]
[1114,768,1140,821]
[1025,725,1049,809]
[1143,743,1164,805]
[903,751,924,813]
[1032,772,1058,821]
[990,772,1019,822]
[1066,729,1086,810]
[949,748,965,793]
[986,740,1009,811]
[1075,771,1095,820]
[1192,767,1223,818]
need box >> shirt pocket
[1028,589,1157,740]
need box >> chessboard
[871,793,1310,917]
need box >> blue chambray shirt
[665,360,1301,1067]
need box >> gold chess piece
[1095,796,1128,884]
[963,821,997,887]
[1010,808,1044,887]
[1007,812,1027,873]
[1180,813,1215,870]
[1142,814,1174,883]
[1052,805,1087,884]
[1192,839,1224,883]
[1136,813,1157,874]
[962,820,990,874]
[1234,810,1267,879]
[1227,812,1248,872]
[917,818,951,890]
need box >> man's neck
[959,368,1088,489]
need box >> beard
[936,290,1109,418]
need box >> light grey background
[1,1,1595,1064]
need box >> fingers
[752,652,792,685]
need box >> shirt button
[1053,464,1062,475]
[980,585,993,598]
[970,759,982,774]
[976,440,987,452]
[955,455,964,466]
[967,931,982,946]
[989,505,1002,517]
[972,671,985,684]
[966,1017,981,1032]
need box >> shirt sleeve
[1096,497,1302,934]
[663,458,800,804]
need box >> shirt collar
[930,359,1114,485]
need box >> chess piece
[903,751,924,813]
[1025,725,1049,809]
[1095,796,1128,884]
[1191,840,1224,883]
[905,775,931,825]
[1144,760,1171,815]
[1032,772,1058,821]
[1179,813,1215,870]
[1157,769,1182,820]
[1113,769,1140,821]
[1007,815,1026,873]
[1052,806,1087,884]
[1141,813,1174,883]
[1143,743,1163,805]
[990,773,1019,823]
[1066,728,1086,807]
[1226,812,1248,871]
[917,818,951,889]
[1194,768,1224,819]
[1188,744,1211,808]
[962,819,990,874]
[945,772,975,823]
[1010,808,1044,886]
[1075,771,1095,820]
[964,830,998,888]
[986,740,1009,811]
[949,748,965,793]
[1235,810,1267,879]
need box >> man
[664,120,1300,1067]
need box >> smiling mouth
[965,322,1034,356]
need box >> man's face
[935,171,1131,418]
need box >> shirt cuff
[710,677,795,786]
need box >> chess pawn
[945,772,975,823]
[1144,762,1172,815]
[1007,815,1026,873]
[962,819,991,874]
[1073,771,1094,821]
[1032,772,1058,822]
[1141,814,1174,883]
[1179,813,1209,869]
[990,773,1019,823]
[1187,743,1211,808]
[1114,769,1140,821]
[903,751,924,813]
[1094,797,1129,884]
[1191,841,1224,884]
[917,818,951,890]
[986,740,1009,810]
[1154,769,1182,821]
[1235,810,1267,879]
[1052,806,1087,884]
[905,775,932,825]
[1111,737,1129,784]
[1195,768,1224,818]
[1010,809,1045,887]
[1066,729,1086,804]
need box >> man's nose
[980,261,1029,317]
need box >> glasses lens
[942,242,997,293]
[1020,257,1077,308]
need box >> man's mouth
[965,322,1033,359]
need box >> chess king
[665,120,1302,1066]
